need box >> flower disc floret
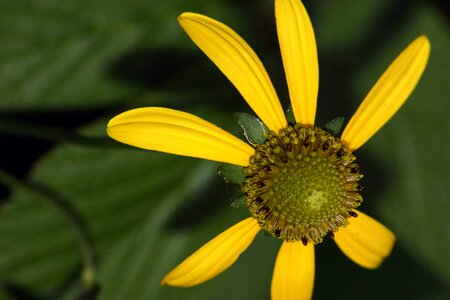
[243,125,363,244]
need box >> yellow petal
[275,0,319,126]
[161,217,260,287]
[178,13,287,132]
[271,241,315,300]
[334,210,396,269]
[107,107,254,166]
[341,36,430,150]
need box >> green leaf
[0,0,236,111]
[0,117,279,299]
[234,112,267,144]
[0,120,215,297]
[217,163,246,184]
[98,208,278,300]
[324,117,345,136]
[230,194,246,208]
[286,104,295,125]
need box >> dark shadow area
[356,151,392,211]
[315,0,416,126]
[0,110,116,202]
[315,240,449,299]
[165,174,231,231]
[108,48,196,87]
[0,134,51,201]
[431,0,450,20]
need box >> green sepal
[224,184,246,208]
[230,194,246,208]
[217,163,246,184]
[234,112,267,144]
[325,117,345,136]
[286,104,296,125]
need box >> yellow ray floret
[161,217,260,287]
[107,107,254,166]
[275,0,319,126]
[333,210,396,269]
[271,241,315,300]
[178,13,287,132]
[341,36,430,150]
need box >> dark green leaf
[325,117,345,136]
[217,163,246,184]
[286,105,295,124]
[234,112,267,144]
[0,0,236,111]
[98,209,278,300]
[230,194,246,208]
[0,120,215,296]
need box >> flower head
[106,0,430,299]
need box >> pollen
[243,125,363,244]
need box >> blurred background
[0,0,449,299]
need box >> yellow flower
[106,0,430,299]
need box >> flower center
[243,125,363,244]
